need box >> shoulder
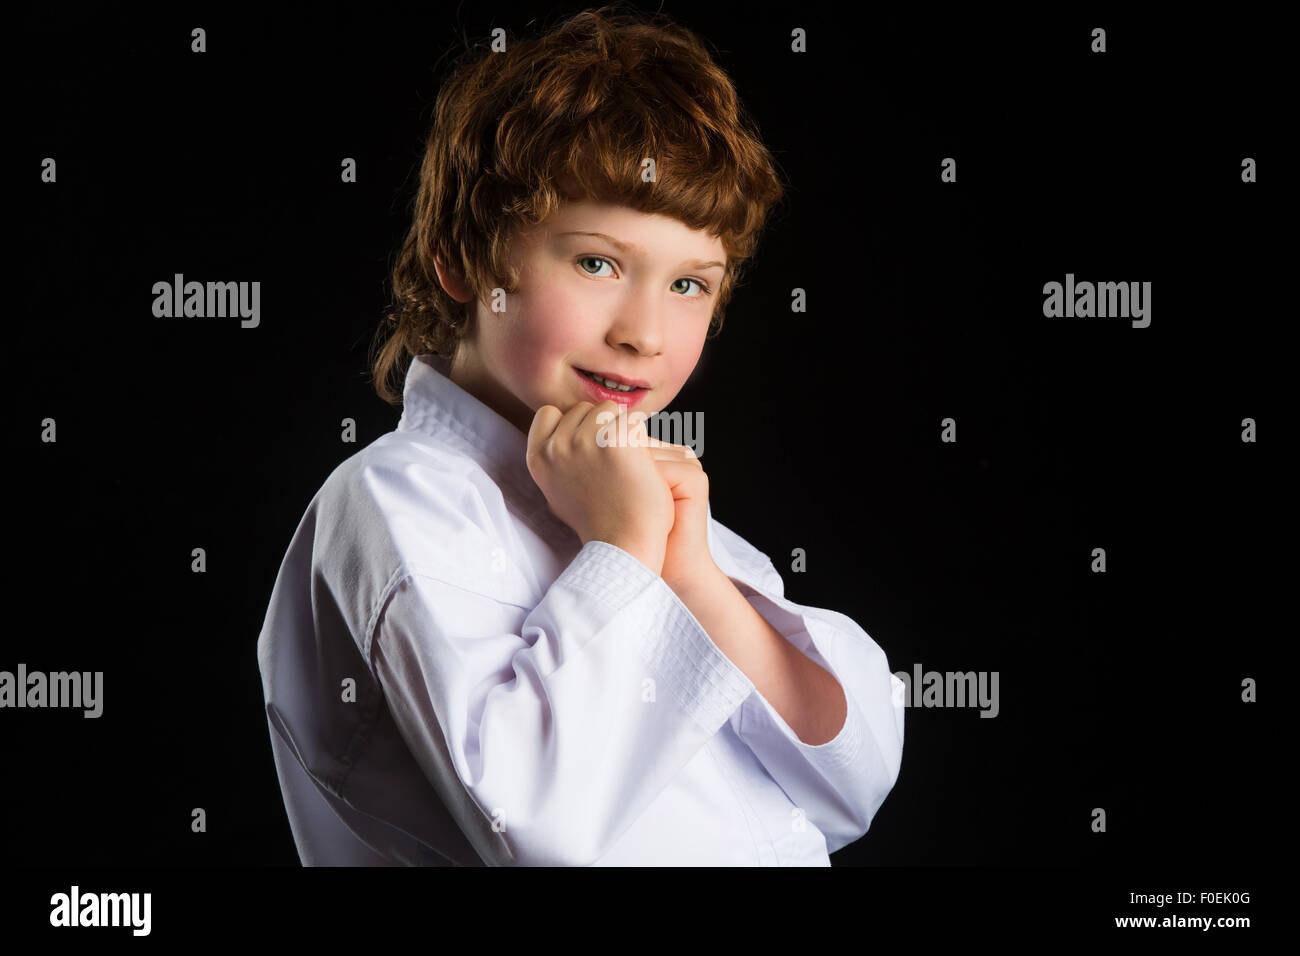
[316,431,524,602]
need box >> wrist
[597,534,666,577]
[662,558,726,596]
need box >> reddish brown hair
[370,4,788,405]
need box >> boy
[257,5,904,866]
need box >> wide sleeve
[708,513,906,855]
[369,539,755,867]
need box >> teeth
[586,371,639,392]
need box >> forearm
[665,565,847,746]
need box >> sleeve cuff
[556,540,755,737]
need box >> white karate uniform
[256,353,905,866]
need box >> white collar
[396,353,572,540]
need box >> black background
[12,0,1281,885]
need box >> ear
[433,253,474,303]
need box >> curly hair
[369,3,788,405]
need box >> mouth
[574,367,651,405]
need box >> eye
[577,255,615,278]
[670,277,712,299]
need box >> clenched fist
[526,400,675,576]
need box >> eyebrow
[557,231,725,271]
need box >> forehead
[536,200,724,257]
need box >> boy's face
[440,200,726,435]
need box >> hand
[526,401,675,575]
[645,437,718,589]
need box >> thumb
[653,458,705,501]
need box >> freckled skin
[434,200,725,434]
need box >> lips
[576,368,651,389]
[574,366,650,407]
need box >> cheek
[495,289,587,385]
[669,328,708,380]
[650,332,707,409]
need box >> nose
[605,281,666,357]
